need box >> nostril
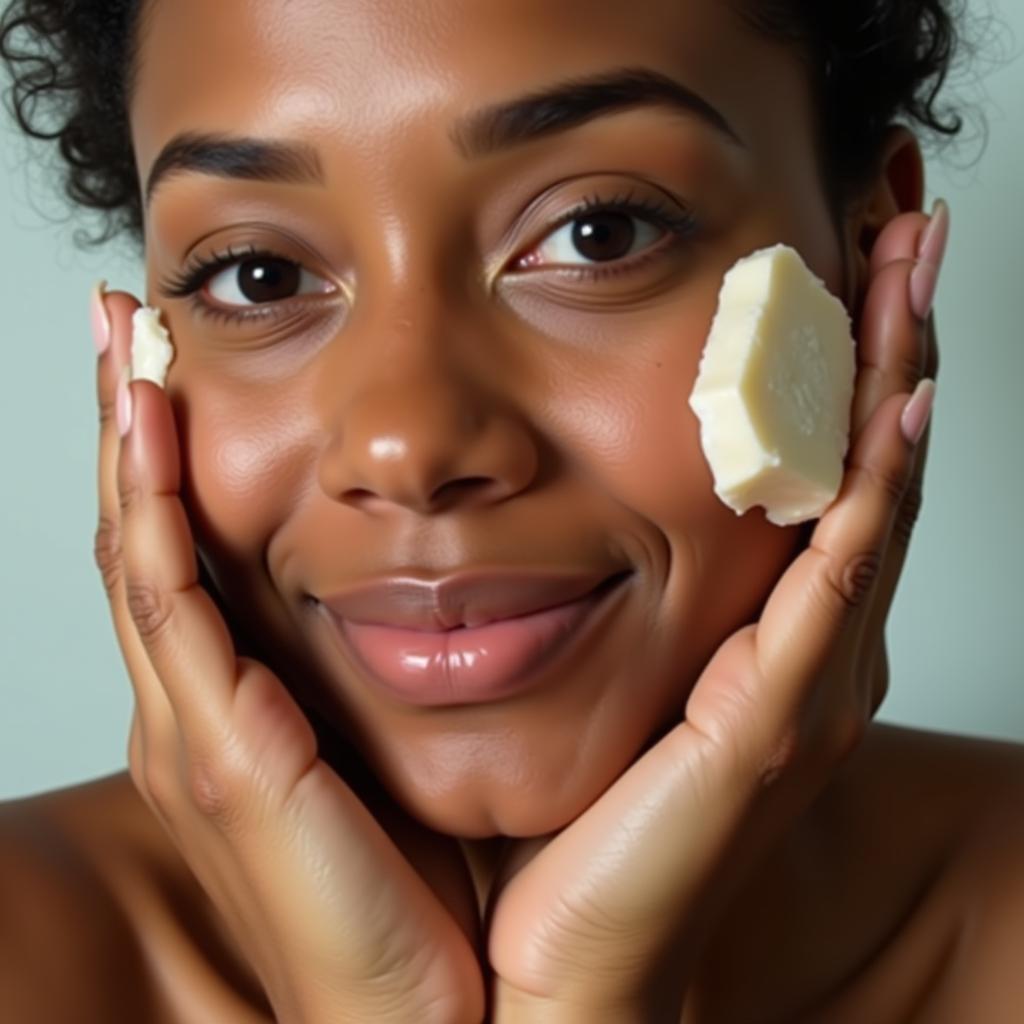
[430,476,498,507]
[341,487,377,506]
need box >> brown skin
[3,0,1024,1021]
[133,0,839,840]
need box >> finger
[114,354,333,817]
[851,212,931,443]
[93,289,180,751]
[753,386,928,732]
[489,392,926,999]
[856,209,947,710]
[116,376,239,745]
[864,367,937,715]
[96,290,140,544]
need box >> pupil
[572,212,635,262]
[238,258,301,302]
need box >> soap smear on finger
[131,306,175,387]
[688,244,856,527]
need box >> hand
[92,291,485,1024]
[484,207,945,1022]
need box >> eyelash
[156,191,697,324]
[535,190,697,281]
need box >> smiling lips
[319,569,629,705]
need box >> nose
[316,312,540,516]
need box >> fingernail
[91,280,111,354]
[901,378,936,447]
[909,199,950,321]
[117,365,133,437]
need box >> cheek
[583,288,805,657]
[174,376,317,573]
[570,270,734,534]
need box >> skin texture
[4,1,1024,1022]
[132,0,845,841]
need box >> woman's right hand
[92,289,485,1024]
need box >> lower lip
[328,577,626,707]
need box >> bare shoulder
[855,720,1024,802]
[0,772,161,1023]
[690,722,1024,1023]
[830,722,1024,1022]
[0,771,272,1024]
[883,725,1024,1022]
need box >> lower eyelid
[512,228,682,281]
[189,291,343,328]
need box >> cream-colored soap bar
[131,306,175,386]
[688,244,855,527]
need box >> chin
[367,742,632,840]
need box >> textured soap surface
[131,306,175,387]
[688,244,856,527]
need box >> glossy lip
[319,570,632,706]
[317,567,630,631]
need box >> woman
[1,1,1021,1021]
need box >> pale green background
[1,3,1022,802]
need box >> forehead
[130,0,809,179]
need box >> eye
[515,193,696,275]
[532,210,662,266]
[206,255,334,307]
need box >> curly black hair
[0,0,972,249]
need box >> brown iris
[234,257,302,302]
[572,211,637,262]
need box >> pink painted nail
[901,378,936,447]
[91,280,111,354]
[116,366,133,437]
[909,199,950,321]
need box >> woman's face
[130,0,853,837]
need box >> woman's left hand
[485,206,946,1022]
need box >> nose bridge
[315,271,538,514]
[322,265,481,421]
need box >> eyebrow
[450,66,744,159]
[144,66,741,204]
[144,134,325,205]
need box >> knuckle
[118,476,142,517]
[829,709,868,764]
[93,517,123,595]
[759,711,866,792]
[897,354,924,396]
[863,459,908,507]
[98,392,116,430]
[892,479,924,550]
[757,727,801,790]
[826,550,883,612]
[125,581,173,644]
[187,754,248,833]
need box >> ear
[843,126,925,296]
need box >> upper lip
[319,568,627,631]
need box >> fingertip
[104,291,144,371]
[91,280,111,354]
